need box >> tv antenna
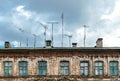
[61,12,64,47]
[64,34,72,47]
[48,21,58,47]
[83,25,89,47]
[37,21,47,47]
[32,34,40,48]
[17,27,29,47]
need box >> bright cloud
[101,0,120,20]
[16,5,32,19]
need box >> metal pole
[61,13,64,47]
[84,25,86,47]
[43,27,46,47]
[69,36,71,47]
[33,34,36,48]
[64,34,72,47]
[18,28,30,47]
[37,21,47,47]
[18,28,24,47]
[48,22,58,47]
[20,41,21,47]
[52,23,53,46]
[83,25,89,47]
[69,36,72,47]
[26,38,28,47]
[42,23,46,46]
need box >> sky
[0,0,120,48]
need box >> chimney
[5,41,11,48]
[96,38,103,48]
[45,40,52,48]
[72,43,77,47]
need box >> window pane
[60,61,69,75]
[80,63,84,66]
[110,63,113,66]
[38,61,47,75]
[9,62,12,66]
[80,70,84,75]
[80,62,89,76]
[95,69,99,75]
[95,63,99,66]
[95,61,103,75]
[109,61,118,76]
[4,62,8,66]
[4,61,12,76]
[99,70,103,75]
[84,67,88,69]
[39,70,47,75]
[61,66,68,69]
[84,63,88,66]
[114,70,118,75]
[114,63,118,66]
[99,62,103,66]
[39,61,47,66]
[19,61,27,76]
[60,62,69,66]
[65,70,68,75]
[85,70,88,75]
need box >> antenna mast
[48,21,58,47]
[37,21,47,47]
[64,34,72,47]
[83,25,89,47]
[61,13,64,47]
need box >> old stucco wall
[0,49,119,81]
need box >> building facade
[0,38,120,81]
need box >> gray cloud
[0,0,119,47]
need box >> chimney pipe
[96,38,103,48]
[72,43,77,47]
[45,40,52,48]
[5,41,11,48]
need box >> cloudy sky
[0,0,120,48]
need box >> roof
[1,47,120,50]
[0,47,120,54]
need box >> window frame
[80,61,89,76]
[4,61,12,76]
[19,61,28,76]
[109,61,118,76]
[38,61,47,75]
[94,61,104,76]
[60,61,69,75]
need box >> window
[60,61,69,75]
[80,61,89,76]
[38,61,47,75]
[4,61,12,76]
[95,61,103,75]
[110,61,118,76]
[19,61,28,76]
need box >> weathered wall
[0,49,119,81]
